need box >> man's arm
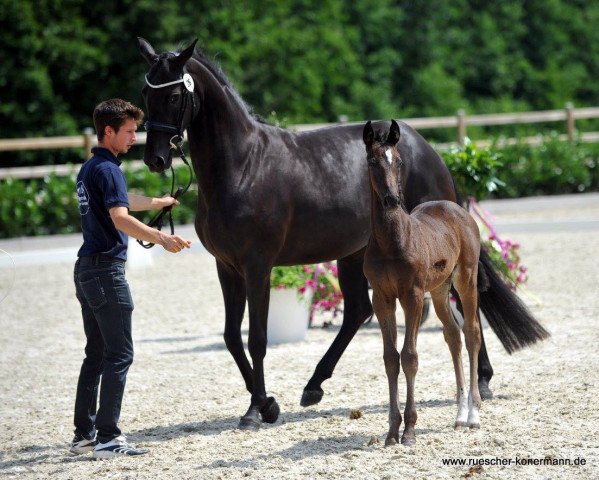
[128,193,179,212]
[109,206,191,252]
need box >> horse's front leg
[216,261,253,393]
[399,291,423,446]
[372,290,401,446]
[238,262,280,430]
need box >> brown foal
[363,120,484,446]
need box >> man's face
[104,119,138,155]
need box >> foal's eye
[169,94,179,104]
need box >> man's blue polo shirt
[76,147,130,261]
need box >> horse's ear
[138,37,158,65]
[171,38,198,71]
[363,120,374,147]
[387,120,400,146]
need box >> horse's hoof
[454,421,467,430]
[401,435,416,446]
[385,436,398,447]
[468,422,480,430]
[238,415,261,431]
[478,378,494,400]
[260,397,280,424]
[300,388,324,407]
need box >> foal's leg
[452,286,494,399]
[302,249,373,407]
[216,261,253,393]
[398,291,424,446]
[372,290,401,446]
[454,271,482,429]
[431,286,468,429]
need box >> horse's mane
[185,48,267,124]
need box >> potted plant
[268,263,342,343]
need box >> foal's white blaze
[385,148,393,165]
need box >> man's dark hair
[93,99,144,141]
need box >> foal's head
[363,120,404,211]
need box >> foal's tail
[477,247,550,354]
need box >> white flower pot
[267,288,313,344]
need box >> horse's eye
[169,94,179,104]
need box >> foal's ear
[138,37,158,65]
[171,38,198,71]
[387,119,401,146]
[363,120,374,147]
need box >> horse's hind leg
[216,261,253,393]
[454,271,482,429]
[301,249,372,407]
[372,290,401,446]
[452,286,494,399]
[477,327,493,400]
[431,285,468,429]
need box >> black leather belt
[78,256,125,267]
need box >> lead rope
[137,138,193,249]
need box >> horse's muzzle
[145,155,169,172]
[383,194,400,209]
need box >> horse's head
[138,37,199,172]
[363,120,404,210]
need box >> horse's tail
[477,247,550,353]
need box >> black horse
[138,38,549,430]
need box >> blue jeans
[73,256,134,443]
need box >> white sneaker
[92,435,149,459]
[69,433,97,455]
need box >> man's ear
[104,125,116,138]
[138,37,158,65]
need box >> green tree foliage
[1,0,598,166]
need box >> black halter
[138,72,196,249]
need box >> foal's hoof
[260,397,280,424]
[300,388,324,407]
[478,378,494,400]
[454,421,467,430]
[401,435,416,446]
[468,422,481,430]
[385,436,399,447]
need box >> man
[70,98,191,458]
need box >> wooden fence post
[565,103,575,142]
[83,128,94,159]
[457,109,466,145]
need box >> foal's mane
[372,129,392,146]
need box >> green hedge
[492,134,599,198]
[1,137,598,238]
[0,165,197,239]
